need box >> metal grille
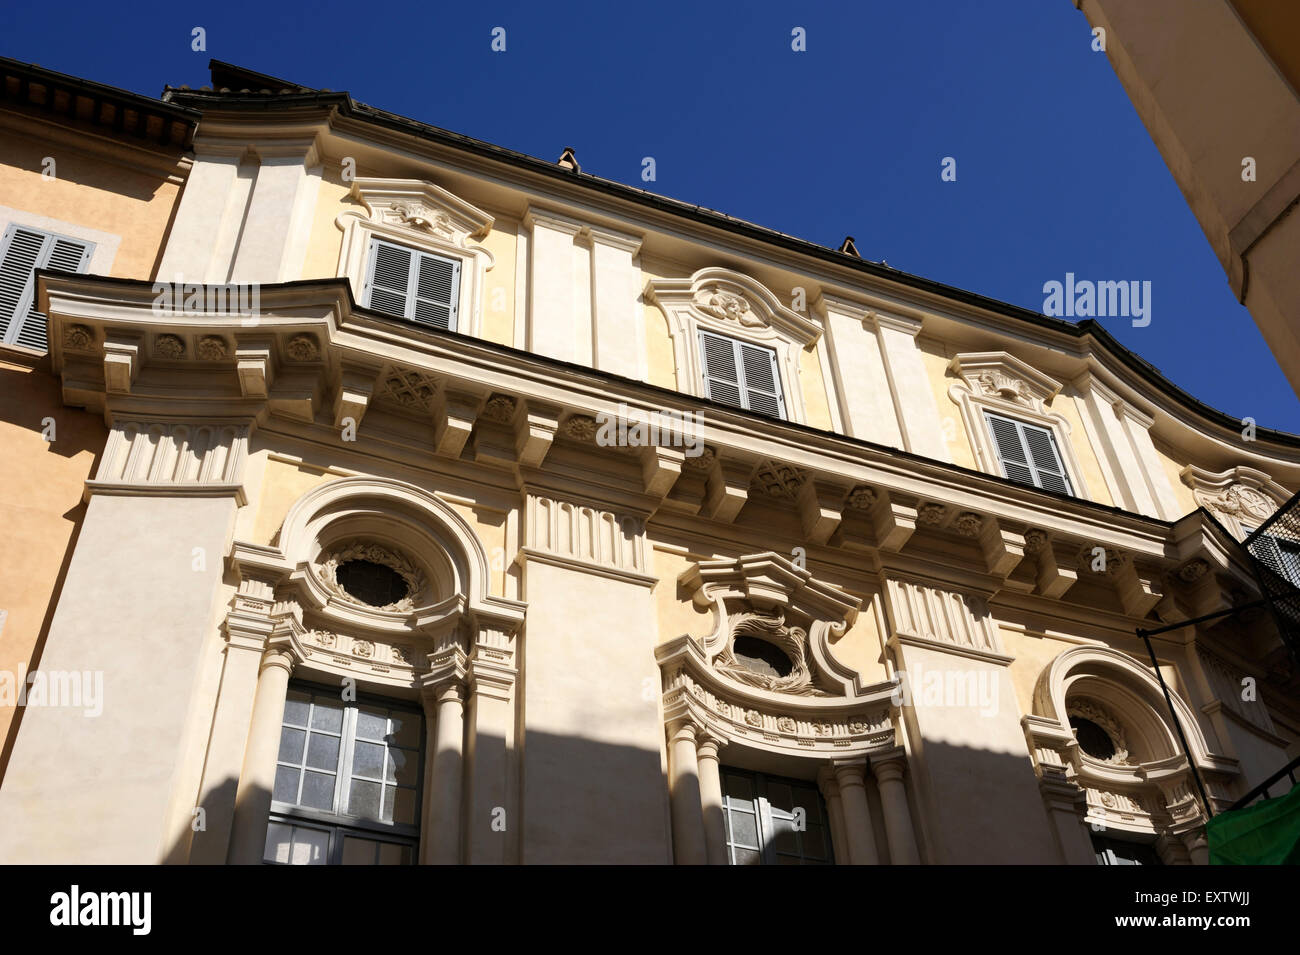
[1244,488,1300,664]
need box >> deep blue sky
[8,0,1298,432]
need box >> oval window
[732,636,794,679]
[1069,715,1116,760]
[336,559,409,608]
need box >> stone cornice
[34,272,1276,616]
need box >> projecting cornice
[35,271,1272,626]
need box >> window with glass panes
[264,683,424,865]
[721,768,833,865]
[1092,832,1163,865]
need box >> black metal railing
[1227,754,1300,812]
[1243,488,1300,664]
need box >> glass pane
[769,813,797,853]
[273,764,300,804]
[310,700,343,733]
[354,707,388,742]
[301,771,336,811]
[290,827,329,865]
[728,810,758,848]
[732,847,761,866]
[349,779,382,820]
[305,733,340,772]
[389,713,420,749]
[802,824,828,860]
[388,747,418,785]
[387,786,417,825]
[277,727,306,764]
[723,773,753,803]
[282,692,310,728]
[377,842,407,866]
[766,782,794,813]
[342,836,379,865]
[351,740,386,779]
[792,786,823,824]
[263,822,293,864]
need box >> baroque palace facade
[0,57,1297,866]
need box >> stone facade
[0,59,1298,865]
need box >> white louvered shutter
[1021,421,1071,494]
[0,225,93,351]
[985,411,1072,495]
[363,238,461,331]
[698,330,785,419]
[413,253,459,330]
[700,330,743,407]
[739,341,785,418]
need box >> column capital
[832,758,869,788]
[816,764,841,796]
[419,671,466,710]
[259,644,295,676]
[695,733,725,760]
[870,747,909,784]
[668,718,700,745]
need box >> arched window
[1026,645,1239,865]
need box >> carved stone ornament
[917,502,948,527]
[713,611,828,697]
[352,639,374,658]
[196,335,228,360]
[306,629,337,650]
[562,415,599,443]
[1023,528,1048,554]
[976,370,1030,403]
[155,334,185,359]
[697,286,764,328]
[389,202,453,236]
[1068,698,1133,766]
[1178,559,1210,583]
[954,512,983,537]
[317,540,426,612]
[286,334,320,362]
[1203,483,1277,523]
[481,394,517,423]
[682,445,716,472]
[380,367,440,411]
[847,485,877,510]
[751,460,806,500]
[63,324,94,351]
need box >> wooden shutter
[699,330,743,407]
[1021,421,1071,494]
[698,330,785,419]
[985,411,1071,494]
[0,225,92,351]
[364,238,461,331]
[412,253,459,330]
[739,341,784,418]
[364,239,413,318]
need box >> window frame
[983,409,1074,495]
[697,328,787,419]
[264,680,426,866]
[0,223,95,351]
[362,236,463,331]
[720,767,834,865]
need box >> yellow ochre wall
[0,116,183,280]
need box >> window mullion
[404,251,422,321]
[1015,420,1041,490]
[732,338,749,411]
[336,705,358,814]
[755,781,776,865]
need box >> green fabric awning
[1208,782,1300,865]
